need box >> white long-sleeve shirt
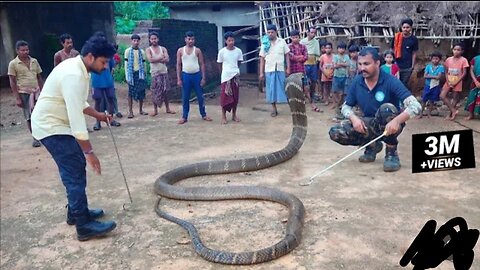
[32,55,91,141]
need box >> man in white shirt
[217,31,244,124]
[259,24,290,117]
[31,34,117,241]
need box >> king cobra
[154,73,307,265]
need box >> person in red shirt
[111,44,123,118]
[288,29,321,112]
[319,42,334,106]
[440,43,469,120]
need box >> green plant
[114,2,142,20]
[114,2,170,35]
[113,43,128,83]
[148,2,170,19]
[114,2,169,20]
[115,17,137,35]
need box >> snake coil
[154,73,307,265]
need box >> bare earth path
[1,80,479,270]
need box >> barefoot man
[217,31,243,124]
[146,31,176,117]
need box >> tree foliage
[114,1,169,20]
[114,2,169,34]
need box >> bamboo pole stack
[244,1,480,62]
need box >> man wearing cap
[259,24,291,117]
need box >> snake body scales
[154,73,307,265]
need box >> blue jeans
[182,72,206,120]
[41,135,89,220]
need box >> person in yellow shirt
[31,34,117,241]
[8,40,44,147]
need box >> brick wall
[150,19,219,99]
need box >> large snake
[154,73,307,265]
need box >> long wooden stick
[300,131,387,186]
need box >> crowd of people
[6,17,479,241]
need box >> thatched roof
[255,1,480,45]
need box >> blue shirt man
[329,47,421,172]
[345,69,411,117]
[91,57,120,130]
[91,58,115,88]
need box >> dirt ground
[1,78,479,270]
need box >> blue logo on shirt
[375,91,385,102]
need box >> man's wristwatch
[83,149,94,155]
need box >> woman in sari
[465,55,480,120]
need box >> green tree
[148,2,169,19]
[114,2,169,34]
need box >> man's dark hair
[224,31,234,40]
[348,44,359,52]
[325,42,333,48]
[185,31,195,38]
[266,24,277,31]
[359,47,381,62]
[430,51,442,59]
[80,34,116,58]
[59,33,72,44]
[131,34,141,40]
[337,42,347,49]
[290,29,300,37]
[309,26,317,32]
[383,49,395,58]
[149,31,159,38]
[453,42,465,50]
[15,40,29,49]
[400,18,414,27]
[319,40,327,47]
[93,31,106,38]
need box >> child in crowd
[346,44,360,93]
[332,43,350,118]
[440,43,469,120]
[465,54,480,120]
[316,40,327,101]
[380,50,400,79]
[420,51,444,118]
[319,42,334,106]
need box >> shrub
[115,17,137,35]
